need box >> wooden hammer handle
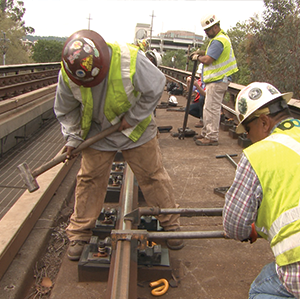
[32,123,120,177]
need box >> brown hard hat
[62,29,110,87]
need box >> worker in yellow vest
[223,82,300,298]
[54,30,183,261]
[191,13,239,146]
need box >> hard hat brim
[202,20,220,30]
[235,91,293,134]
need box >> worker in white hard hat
[223,82,300,298]
[190,13,239,146]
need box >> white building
[134,23,204,53]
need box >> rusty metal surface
[0,75,58,100]
[106,165,138,299]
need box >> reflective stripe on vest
[60,61,93,139]
[271,231,300,262]
[105,42,151,142]
[203,31,238,83]
[244,119,300,266]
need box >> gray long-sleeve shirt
[54,48,166,151]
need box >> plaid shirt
[223,153,300,298]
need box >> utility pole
[87,13,92,30]
[149,10,156,49]
[0,31,10,66]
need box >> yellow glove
[191,54,199,61]
[189,49,205,60]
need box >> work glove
[249,223,258,243]
[189,49,205,60]
[241,223,258,244]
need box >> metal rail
[0,62,60,76]
[0,75,58,100]
[106,164,138,299]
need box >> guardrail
[159,65,300,117]
[0,62,61,76]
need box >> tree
[162,50,188,70]
[247,0,300,98]
[0,0,35,64]
[1,0,34,34]
[31,40,64,63]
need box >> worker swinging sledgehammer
[53,29,185,261]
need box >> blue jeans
[249,262,296,298]
[188,95,205,119]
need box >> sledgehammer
[17,123,120,192]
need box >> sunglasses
[243,117,257,133]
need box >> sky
[22,0,265,43]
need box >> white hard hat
[169,95,178,106]
[201,14,220,30]
[145,50,157,66]
[235,82,293,134]
[153,49,162,66]
[196,63,203,74]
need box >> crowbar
[178,58,198,139]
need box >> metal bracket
[110,229,149,250]
[124,207,223,226]
[124,207,160,226]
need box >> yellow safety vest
[104,42,151,142]
[60,42,151,141]
[60,61,94,139]
[244,119,300,266]
[203,30,238,83]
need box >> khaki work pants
[66,136,180,241]
[201,81,229,141]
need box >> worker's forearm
[193,81,206,97]
[194,84,206,96]
[198,55,214,65]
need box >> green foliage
[1,0,34,34]
[25,35,67,43]
[0,12,32,64]
[227,21,253,85]
[247,0,300,98]
[161,43,208,72]
[162,49,188,70]
[0,0,36,64]
[31,40,64,63]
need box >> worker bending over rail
[223,82,300,298]
[54,30,184,261]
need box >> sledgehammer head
[17,162,39,192]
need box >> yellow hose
[149,278,169,296]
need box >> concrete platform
[0,91,274,299]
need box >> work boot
[193,135,204,141]
[165,227,184,250]
[194,120,203,128]
[67,240,88,261]
[195,138,219,146]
